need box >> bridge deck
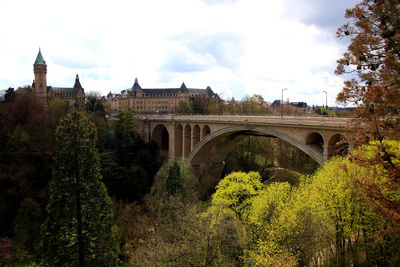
[137,115,352,129]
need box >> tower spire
[34,48,46,65]
[74,74,82,88]
[132,77,141,90]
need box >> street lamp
[323,90,328,109]
[281,88,287,118]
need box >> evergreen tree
[165,160,182,196]
[41,111,119,266]
[4,87,16,102]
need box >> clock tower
[33,48,47,103]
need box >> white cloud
[0,0,355,105]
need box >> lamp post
[281,88,287,118]
[323,90,327,109]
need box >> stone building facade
[107,78,218,114]
[31,49,85,107]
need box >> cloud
[0,0,356,105]
[170,32,244,70]
[282,0,360,31]
[53,56,99,69]
[162,43,218,73]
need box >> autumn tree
[336,0,400,140]
[41,111,119,266]
[5,94,49,152]
[336,0,400,222]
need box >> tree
[336,0,400,141]
[85,94,105,117]
[6,94,49,152]
[48,99,69,127]
[165,160,183,196]
[4,88,16,102]
[176,100,192,114]
[111,111,140,163]
[352,140,400,222]
[336,0,400,223]
[41,111,119,266]
[101,110,161,202]
[211,171,263,219]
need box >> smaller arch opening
[152,124,169,156]
[306,132,324,154]
[202,125,210,139]
[184,124,192,157]
[193,125,200,147]
[328,134,349,157]
[175,124,183,158]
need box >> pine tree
[42,111,119,266]
[165,160,182,196]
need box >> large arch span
[187,125,324,165]
[186,126,324,196]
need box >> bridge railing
[135,114,352,128]
[132,112,355,118]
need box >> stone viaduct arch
[140,115,353,193]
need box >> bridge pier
[195,161,225,198]
[168,125,176,159]
[183,127,191,158]
[323,145,330,161]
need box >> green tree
[256,156,399,266]
[176,100,192,114]
[85,94,105,117]
[101,110,161,202]
[190,95,209,114]
[4,87,16,102]
[211,171,263,219]
[111,110,140,164]
[13,197,43,261]
[165,160,183,197]
[48,99,69,127]
[41,111,119,266]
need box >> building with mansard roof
[107,78,219,114]
[31,49,85,107]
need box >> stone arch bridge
[138,115,353,193]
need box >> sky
[0,0,359,106]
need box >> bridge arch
[188,126,324,166]
[193,124,201,147]
[305,132,325,155]
[328,133,349,157]
[152,124,169,155]
[202,125,210,138]
[187,125,324,196]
